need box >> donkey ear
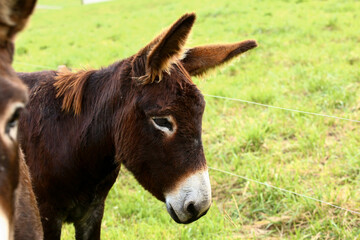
[181,40,257,76]
[0,0,37,40]
[139,13,196,84]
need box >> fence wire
[204,94,360,123]
[209,166,360,216]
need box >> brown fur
[17,13,257,240]
[54,68,96,115]
[0,0,43,239]
[0,0,36,41]
[182,40,258,76]
[14,150,43,240]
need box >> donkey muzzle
[165,169,211,224]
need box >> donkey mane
[53,14,197,116]
[54,68,96,115]
[54,57,194,116]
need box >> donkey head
[0,0,36,238]
[115,13,257,224]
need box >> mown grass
[15,0,360,239]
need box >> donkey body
[0,0,43,239]
[18,13,257,240]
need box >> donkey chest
[64,166,119,223]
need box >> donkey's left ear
[139,13,196,84]
[181,40,257,76]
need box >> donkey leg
[74,202,105,240]
[37,204,62,240]
[41,215,62,240]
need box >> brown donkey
[18,13,257,240]
[0,0,43,239]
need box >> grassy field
[14,0,360,239]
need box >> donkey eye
[153,118,173,131]
[5,107,23,141]
[151,116,176,134]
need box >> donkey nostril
[186,202,199,217]
[167,203,181,223]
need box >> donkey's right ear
[181,40,257,76]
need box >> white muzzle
[164,169,211,224]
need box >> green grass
[15,0,360,239]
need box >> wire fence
[14,60,360,216]
[14,61,55,69]
[204,94,360,216]
[208,167,360,216]
[204,94,360,123]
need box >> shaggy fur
[54,69,96,115]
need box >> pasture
[14,0,360,239]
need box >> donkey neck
[53,60,133,164]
